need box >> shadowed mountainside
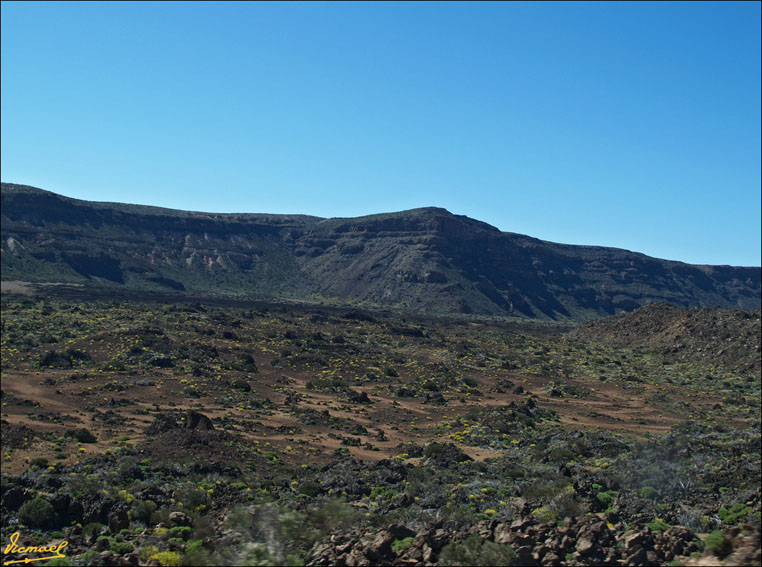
[2,182,760,320]
[568,302,761,374]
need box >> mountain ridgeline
[1,183,760,320]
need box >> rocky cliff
[2,183,759,319]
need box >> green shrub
[150,551,183,567]
[79,551,99,564]
[153,526,170,540]
[640,486,658,500]
[38,559,72,567]
[149,356,174,368]
[231,378,252,391]
[67,427,97,443]
[169,526,193,540]
[232,543,280,566]
[646,519,670,533]
[304,498,360,538]
[530,506,558,524]
[111,541,135,554]
[193,517,216,540]
[38,350,72,368]
[306,375,347,392]
[29,457,49,469]
[96,535,115,551]
[549,485,586,519]
[38,349,92,369]
[298,481,322,498]
[140,545,160,561]
[184,540,213,566]
[129,499,157,524]
[82,522,104,539]
[440,534,516,566]
[596,490,617,508]
[705,530,731,557]
[185,539,204,554]
[392,537,415,553]
[18,496,54,528]
[172,486,208,510]
[718,503,752,525]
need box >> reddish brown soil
[0,360,732,475]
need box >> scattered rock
[168,511,193,527]
[108,508,129,534]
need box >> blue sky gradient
[2,1,760,266]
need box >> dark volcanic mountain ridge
[1,182,760,320]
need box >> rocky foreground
[308,519,761,566]
[4,506,757,566]
[2,296,759,566]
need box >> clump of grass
[18,497,55,528]
[705,530,731,558]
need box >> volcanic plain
[1,289,760,566]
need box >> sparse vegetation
[17,497,55,528]
[440,534,517,566]
[0,293,759,566]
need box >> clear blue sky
[2,1,760,266]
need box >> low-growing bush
[392,537,415,553]
[646,518,671,533]
[66,427,97,443]
[169,526,193,540]
[140,545,160,561]
[38,559,72,567]
[440,534,517,566]
[129,499,157,524]
[298,481,322,498]
[110,541,135,555]
[530,506,558,524]
[596,489,617,508]
[705,530,731,558]
[549,485,587,519]
[718,503,752,525]
[38,349,92,369]
[29,457,49,469]
[640,486,658,500]
[149,356,174,368]
[82,522,104,540]
[306,375,347,392]
[231,378,252,392]
[150,551,183,567]
[18,496,55,528]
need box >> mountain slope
[2,183,760,319]
[568,303,761,374]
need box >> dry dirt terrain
[1,289,760,566]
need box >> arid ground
[1,289,759,566]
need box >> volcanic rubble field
[1,293,760,566]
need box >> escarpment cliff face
[2,183,760,319]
